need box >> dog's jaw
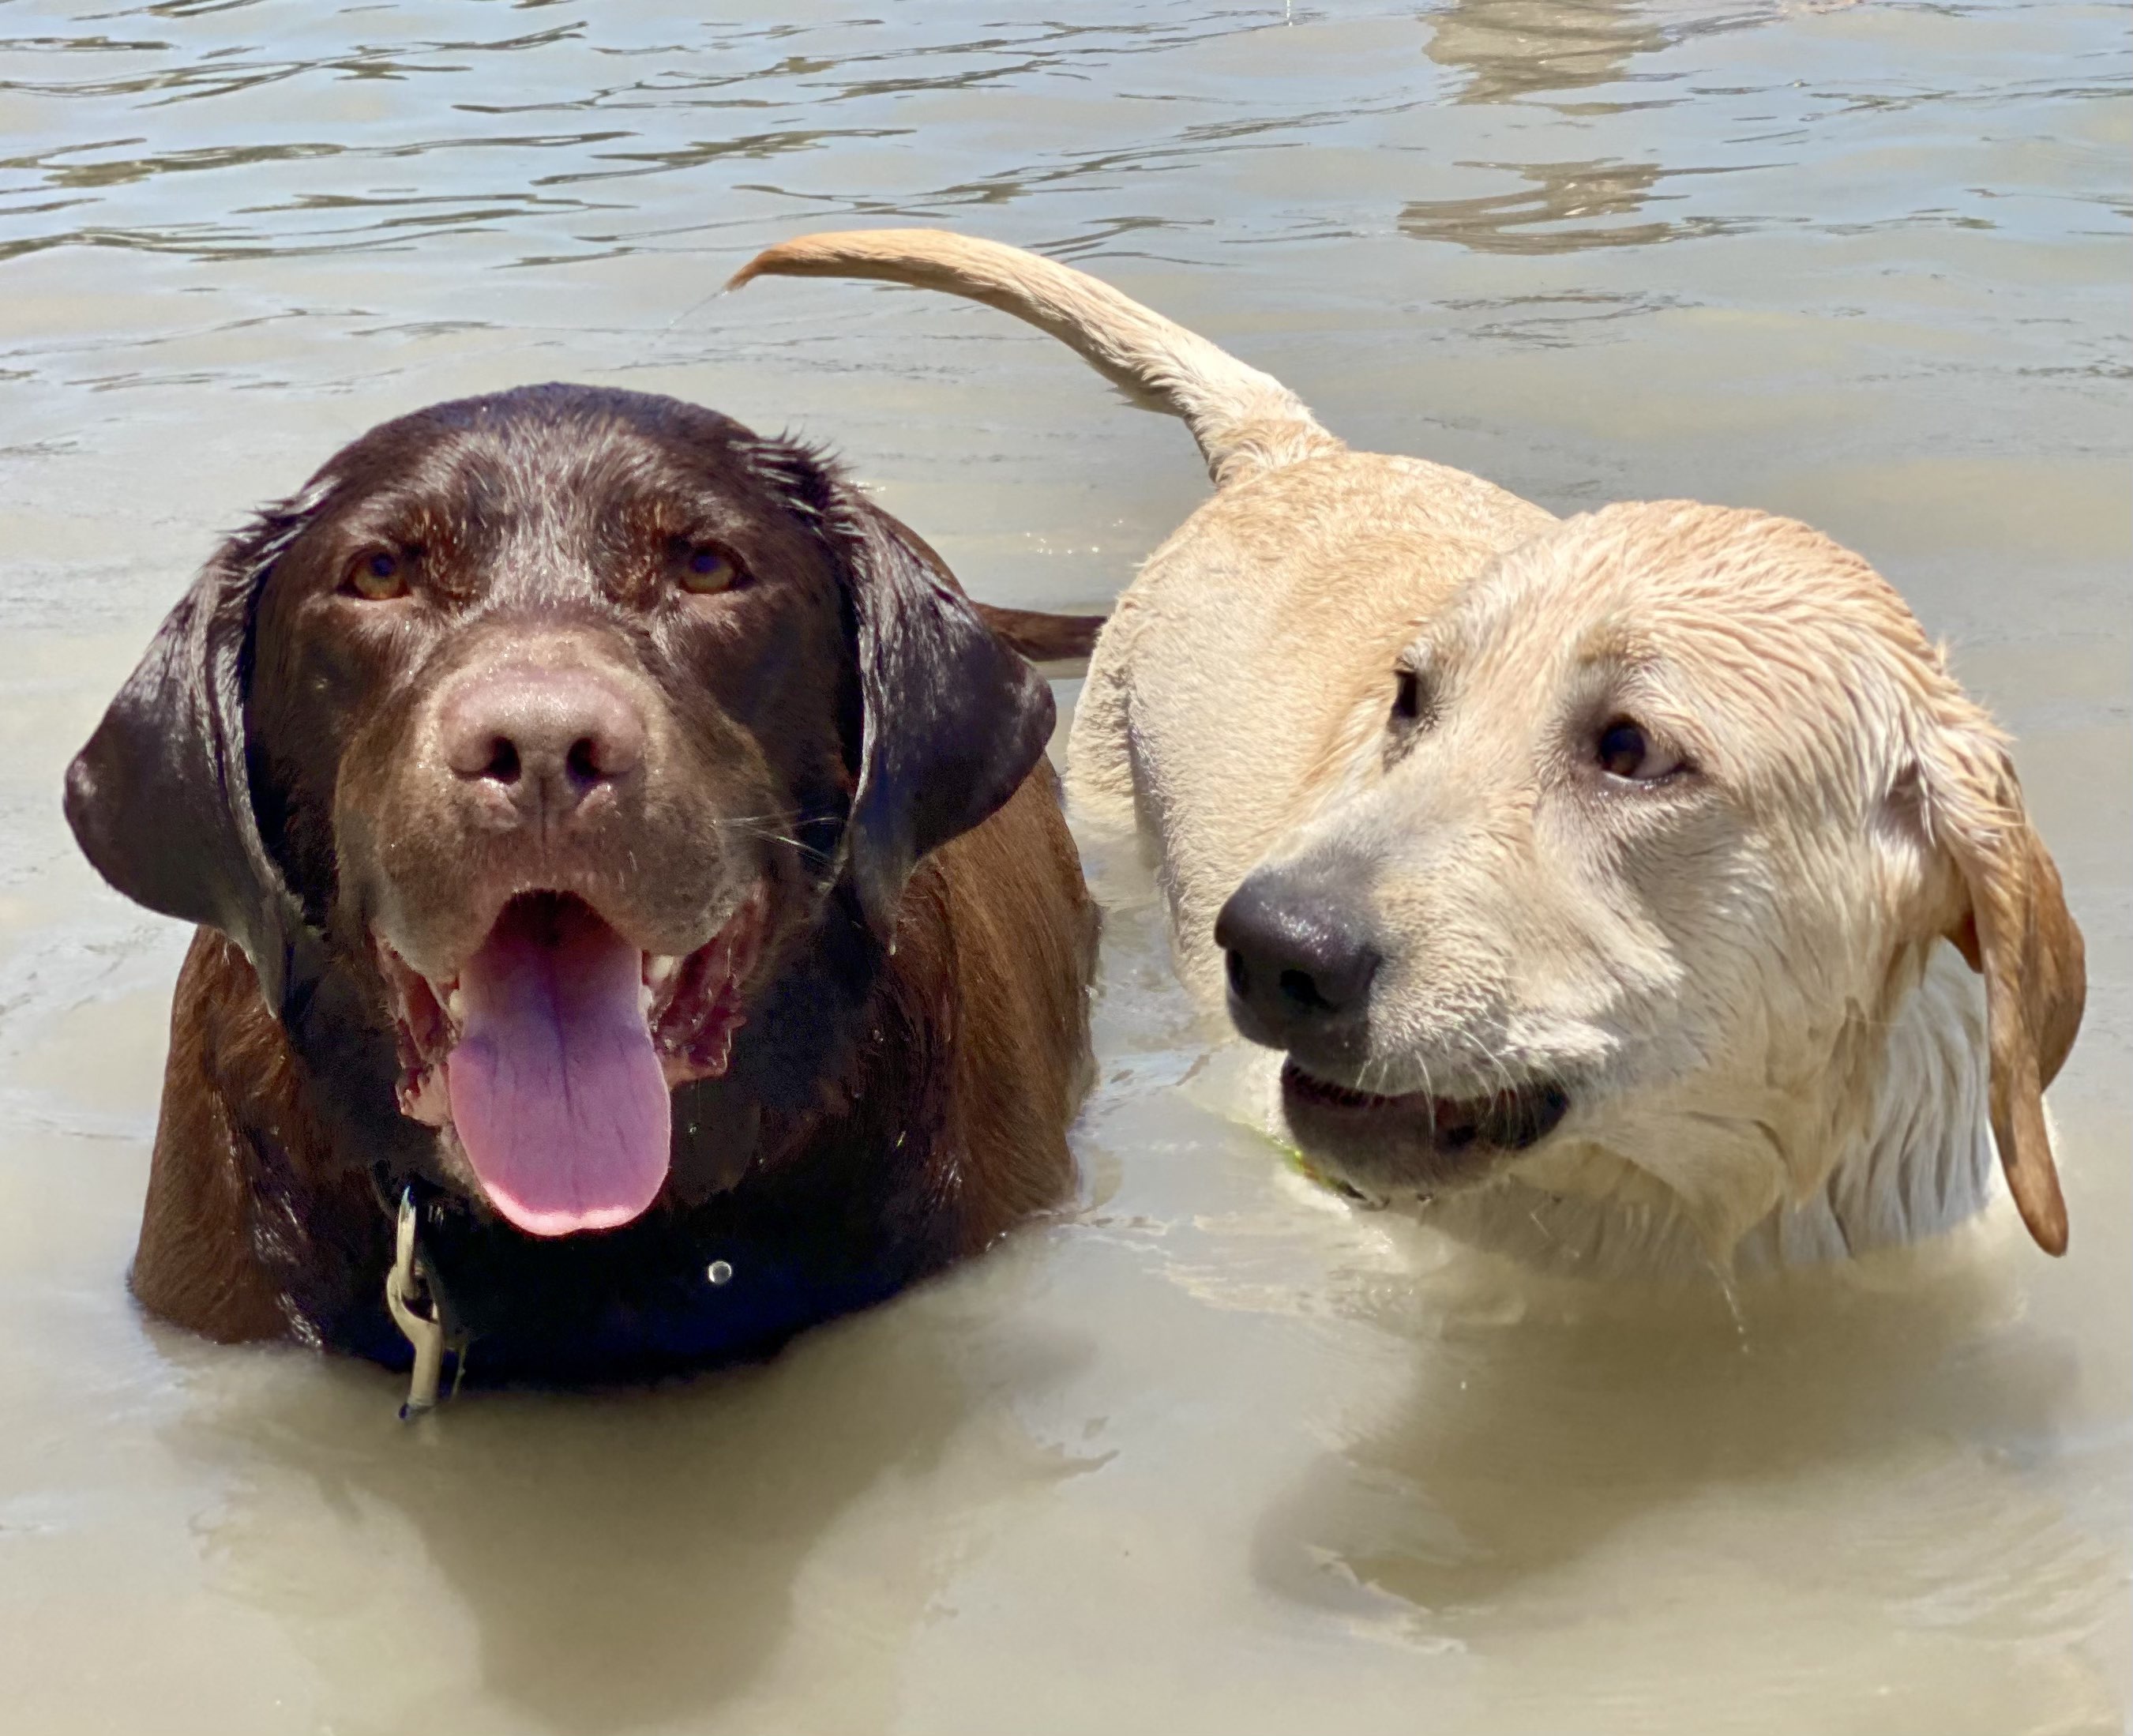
[377,883,769,1233]
[1277,1058,1575,1199]
[1388,947,2002,1277]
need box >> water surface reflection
[1425,0,1682,106]
[172,1276,1098,1734]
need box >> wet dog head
[66,384,1053,1236]
[1217,501,2082,1257]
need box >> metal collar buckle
[384,1186,470,1421]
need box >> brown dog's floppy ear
[821,487,1056,934]
[1921,721,2085,1254]
[63,494,328,1018]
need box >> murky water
[2,2,2126,1730]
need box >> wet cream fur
[732,231,2083,1278]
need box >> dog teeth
[644,954,684,1015]
[445,986,464,1026]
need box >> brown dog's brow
[281,401,813,607]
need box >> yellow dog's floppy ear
[1923,720,2085,1254]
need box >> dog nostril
[1277,967,1332,1014]
[483,738,521,784]
[1226,949,1251,999]
[565,736,603,787]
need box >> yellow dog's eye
[346,548,411,601]
[675,542,742,596]
[1596,717,1686,783]
[1387,665,1436,748]
[1391,668,1425,726]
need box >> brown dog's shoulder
[133,929,307,1342]
[918,761,1096,1249]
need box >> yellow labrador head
[1215,501,2082,1259]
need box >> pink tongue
[445,896,670,1237]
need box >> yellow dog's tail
[728,228,1341,489]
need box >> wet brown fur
[969,602,1105,665]
[134,764,1094,1348]
[73,383,1098,1375]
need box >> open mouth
[379,886,767,1238]
[1280,1058,1571,1169]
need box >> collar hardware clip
[385,1186,470,1421]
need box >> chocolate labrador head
[66,384,1053,1236]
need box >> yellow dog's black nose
[1216,870,1380,1054]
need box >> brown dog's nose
[441,665,647,821]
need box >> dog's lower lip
[1279,1059,1572,1153]
[1280,1066,1410,1114]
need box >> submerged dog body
[67,385,1095,1377]
[734,231,2083,1277]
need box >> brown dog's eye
[346,549,410,601]
[674,542,742,596]
[1595,718,1685,783]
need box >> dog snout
[439,662,648,825]
[1216,869,1380,1054]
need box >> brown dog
[66,383,1098,1382]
